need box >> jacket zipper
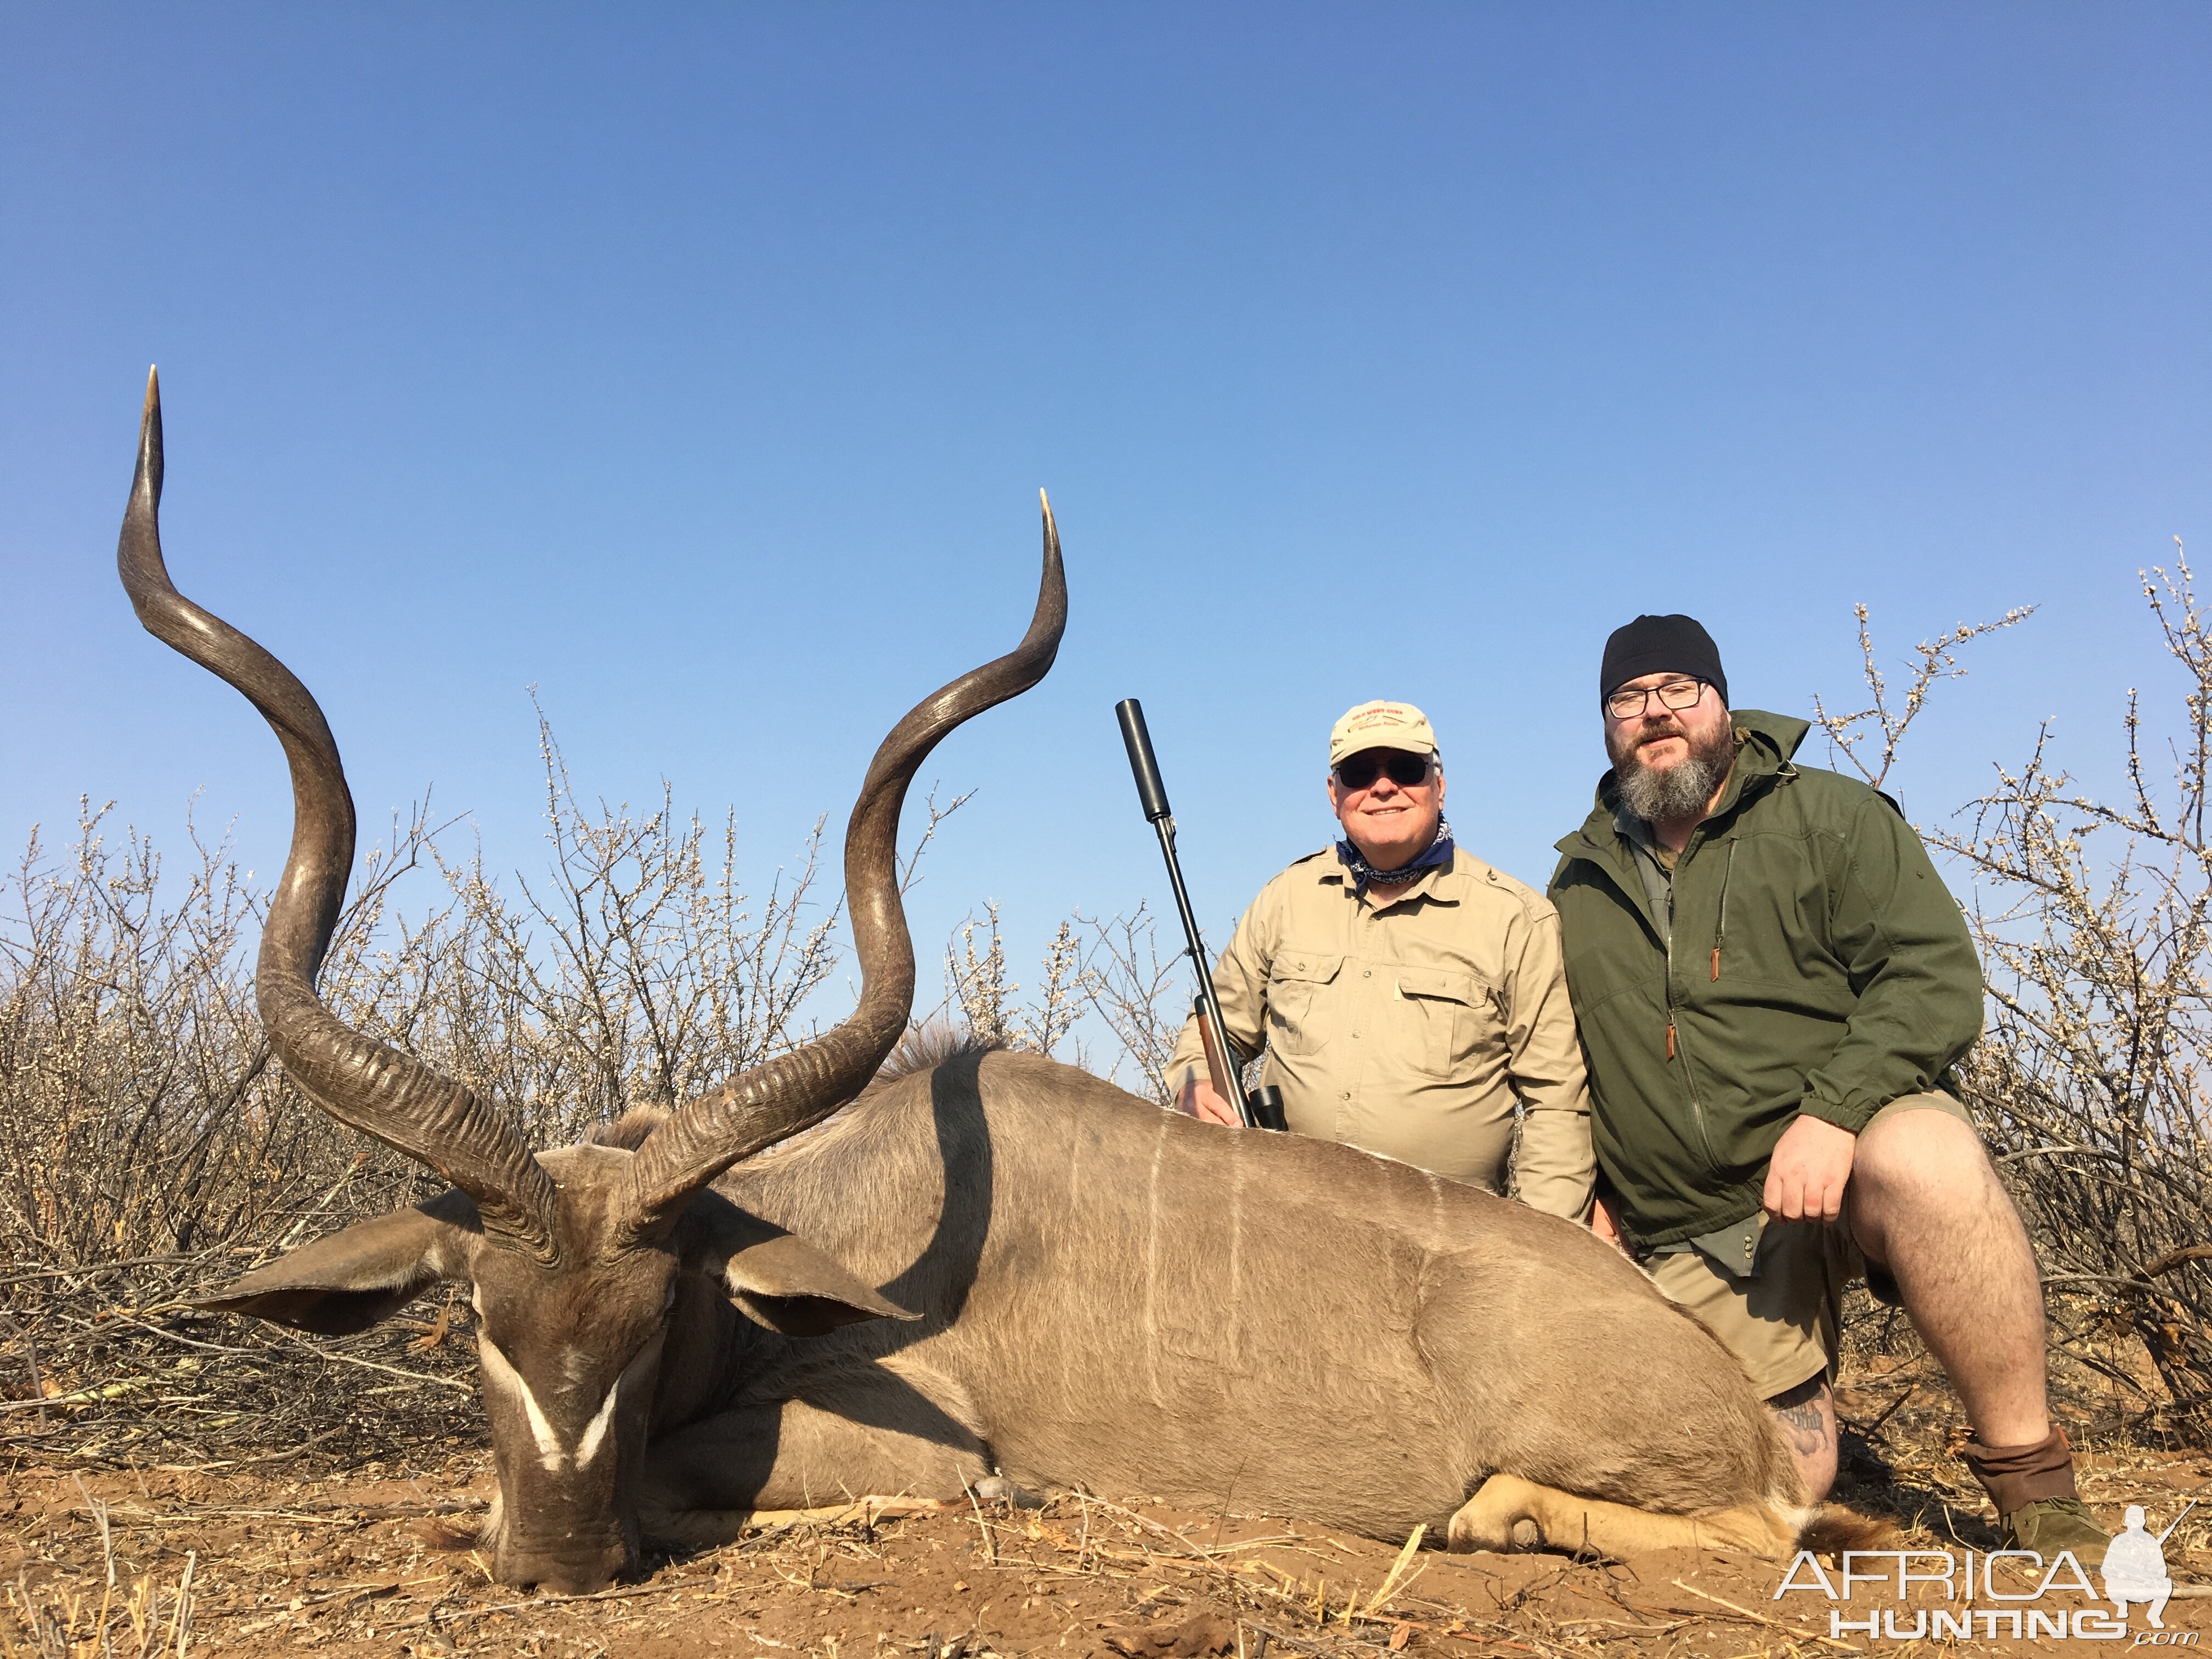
[1570,755,1784,1186]
[1711,839,1736,981]
[1663,837,1720,1176]
[1574,835,1719,1172]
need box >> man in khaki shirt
[1165,701,1596,1221]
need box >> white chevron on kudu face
[479,1336,565,1472]
[574,1344,658,1469]
[573,1375,621,1470]
[479,1335,651,1475]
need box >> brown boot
[2002,1498,2109,1556]
[1962,1425,2108,1554]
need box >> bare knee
[1854,1108,1988,1200]
[1850,1109,2009,1261]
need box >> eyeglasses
[1605,679,1708,721]
[1333,751,1434,791]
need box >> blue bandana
[1336,816,1455,891]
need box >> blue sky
[5,5,2209,1058]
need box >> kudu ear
[682,1193,918,1338]
[195,1191,479,1336]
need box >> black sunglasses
[1333,751,1433,791]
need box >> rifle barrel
[1115,697,1260,1129]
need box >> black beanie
[1600,614,1728,706]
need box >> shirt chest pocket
[1392,965,1500,1079]
[1266,952,1344,1055]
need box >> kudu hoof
[1447,1473,1544,1553]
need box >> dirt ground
[3,1415,2205,1659]
[4,1285,2207,1657]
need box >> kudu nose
[541,1567,615,1597]
[501,1542,627,1599]
[512,1562,617,1598]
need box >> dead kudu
[120,374,1877,1594]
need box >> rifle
[1115,698,1287,1131]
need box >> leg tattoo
[1768,1374,1839,1499]
[1771,1375,1832,1459]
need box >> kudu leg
[1447,1474,1795,1560]
[641,1390,992,1545]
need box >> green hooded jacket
[1547,710,1983,1249]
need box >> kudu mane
[579,1026,999,1155]
[583,1109,672,1152]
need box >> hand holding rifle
[1178,1037,1243,1126]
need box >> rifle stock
[1196,1003,1288,1132]
[1196,1001,1238,1115]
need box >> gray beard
[1615,732,1739,822]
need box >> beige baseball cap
[1329,700,1439,767]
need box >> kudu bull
[121,373,1874,1595]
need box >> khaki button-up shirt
[1164,847,1596,1221]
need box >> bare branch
[1822,560,2209,1433]
[1810,602,2036,790]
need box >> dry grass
[1814,548,2212,1445]
[0,714,849,1481]
[0,719,1136,1484]
[3,1450,2207,1658]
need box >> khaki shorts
[1643,1091,1975,1400]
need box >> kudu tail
[1790,1503,1899,1553]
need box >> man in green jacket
[1549,612,2102,1556]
